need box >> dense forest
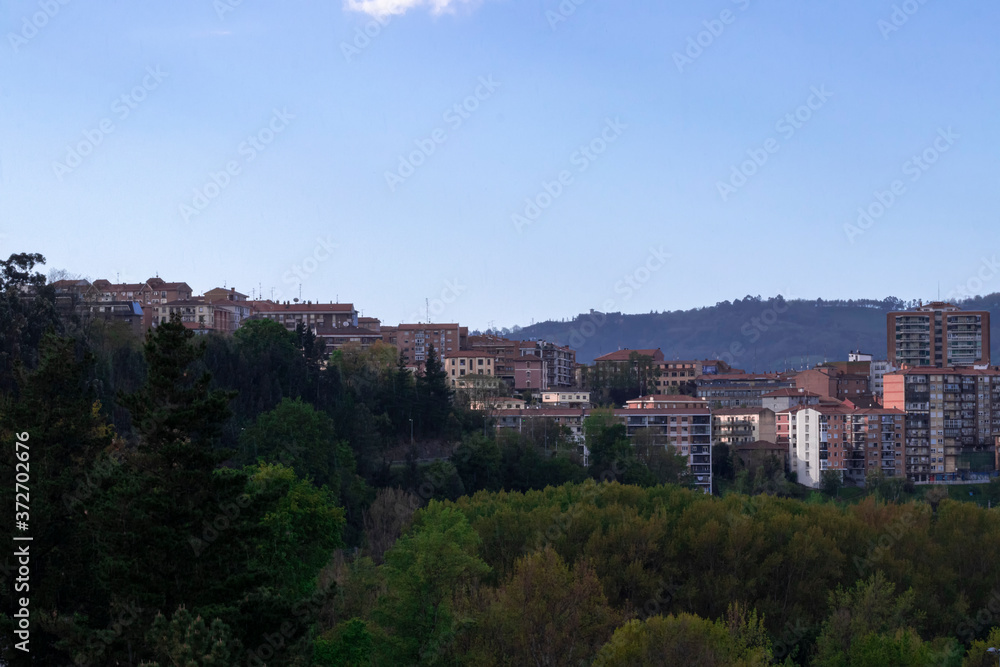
[508,294,1000,368]
[3,252,1000,666]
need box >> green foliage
[0,252,61,392]
[372,504,490,664]
[964,627,1000,666]
[452,433,503,493]
[592,612,771,666]
[314,618,375,666]
[822,470,844,496]
[464,547,623,666]
[813,572,923,666]
[142,606,242,666]
[415,344,452,436]
[238,397,368,515]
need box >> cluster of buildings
[50,277,999,493]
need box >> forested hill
[509,294,1000,370]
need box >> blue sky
[1,0,998,330]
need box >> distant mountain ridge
[505,294,1000,371]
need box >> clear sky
[2,0,998,330]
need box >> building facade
[884,367,1000,481]
[382,323,468,370]
[887,302,991,368]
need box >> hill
[505,293,1000,369]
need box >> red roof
[595,349,663,362]
[250,300,355,313]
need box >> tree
[373,505,490,664]
[821,469,844,497]
[964,626,1000,666]
[415,344,452,436]
[584,409,633,476]
[466,548,622,666]
[591,613,771,666]
[813,572,923,666]
[452,433,503,494]
[141,606,241,667]
[238,397,366,508]
[0,252,61,392]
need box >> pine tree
[415,344,452,437]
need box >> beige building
[444,351,495,389]
[541,391,591,408]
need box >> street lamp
[409,418,414,446]
[988,647,999,667]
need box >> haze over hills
[505,294,1000,370]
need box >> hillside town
[51,276,997,495]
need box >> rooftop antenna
[426,298,430,324]
[298,284,302,302]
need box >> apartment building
[696,373,795,408]
[203,287,252,332]
[655,360,698,391]
[469,335,520,387]
[793,366,871,402]
[618,405,713,493]
[160,298,235,334]
[870,359,898,398]
[541,391,591,408]
[495,402,714,492]
[625,395,710,410]
[468,335,576,390]
[92,277,193,331]
[887,302,991,368]
[535,341,576,388]
[713,408,777,446]
[786,404,905,488]
[654,359,732,391]
[515,356,548,391]
[762,388,821,413]
[443,351,496,389]
[495,408,589,444]
[358,317,381,332]
[883,367,1000,482]
[382,323,467,370]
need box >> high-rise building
[381,323,468,370]
[786,404,905,488]
[883,367,1000,482]
[887,302,990,368]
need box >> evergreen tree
[415,344,451,436]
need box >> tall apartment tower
[886,302,990,368]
